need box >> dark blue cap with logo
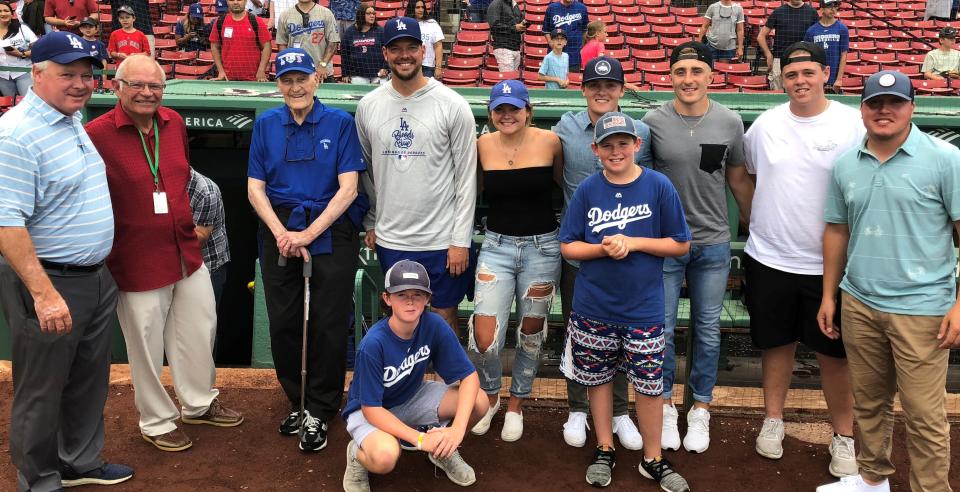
[550,28,566,39]
[383,16,422,46]
[215,0,228,14]
[189,3,203,18]
[31,31,104,68]
[594,111,637,144]
[489,80,529,110]
[275,48,316,77]
[583,55,624,85]
[384,260,432,294]
[862,70,914,102]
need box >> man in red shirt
[209,0,271,81]
[85,55,244,453]
[44,0,98,33]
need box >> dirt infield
[0,374,958,491]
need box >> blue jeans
[662,242,730,404]
[468,230,561,398]
[707,45,737,61]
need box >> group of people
[0,8,957,492]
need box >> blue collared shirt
[0,89,114,265]
[825,124,960,315]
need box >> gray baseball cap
[862,70,914,103]
[384,260,432,294]
[593,111,637,144]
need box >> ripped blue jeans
[468,230,561,398]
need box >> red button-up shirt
[86,104,203,292]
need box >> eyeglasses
[285,124,316,162]
[118,79,165,92]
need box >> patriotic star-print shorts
[560,311,665,397]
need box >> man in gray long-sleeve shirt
[357,16,478,335]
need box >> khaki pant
[767,57,782,91]
[840,293,952,492]
[117,265,219,436]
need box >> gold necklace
[499,129,528,166]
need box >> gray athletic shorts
[345,380,451,448]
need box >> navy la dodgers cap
[383,16,422,46]
[594,111,638,144]
[384,260,432,294]
[31,32,104,68]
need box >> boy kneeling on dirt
[342,260,489,491]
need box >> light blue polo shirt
[824,124,960,315]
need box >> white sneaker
[661,404,681,451]
[816,475,890,492]
[612,414,643,450]
[563,411,590,447]
[682,407,710,453]
[755,417,784,459]
[343,440,370,492]
[469,396,500,436]
[428,450,477,486]
[501,411,523,442]
[828,434,858,478]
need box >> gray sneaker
[585,446,616,487]
[756,418,785,459]
[428,450,476,486]
[639,456,690,492]
[343,441,370,492]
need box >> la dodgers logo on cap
[502,84,512,94]
[68,34,84,50]
[396,18,406,30]
[595,60,611,75]
[878,73,896,87]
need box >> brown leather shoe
[142,428,193,452]
[181,398,244,427]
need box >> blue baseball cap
[550,28,566,39]
[189,2,203,18]
[215,0,228,14]
[275,48,316,77]
[583,55,624,85]
[594,111,637,144]
[862,70,914,103]
[31,31,104,68]
[383,16,421,46]
[489,80,529,110]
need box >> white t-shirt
[0,25,38,80]
[419,19,443,68]
[246,0,263,15]
[743,101,865,275]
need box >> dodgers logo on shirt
[382,345,430,388]
[552,12,583,28]
[588,203,652,233]
[393,118,414,149]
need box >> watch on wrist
[319,61,327,68]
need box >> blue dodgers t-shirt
[542,1,588,67]
[804,21,849,85]
[559,169,691,325]
[342,312,475,419]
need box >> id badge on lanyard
[138,119,168,215]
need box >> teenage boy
[922,27,960,80]
[816,70,960,492]
[553,55,649,451]
[803,0,848,92]
[341,260,488,492]
[559,111,692,491]
[538,28,569,89]
[743,41,863,478]
[642,41,754,454]
[108,5,150,60]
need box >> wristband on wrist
[416,432,425,451]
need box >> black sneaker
[279,411,301,435]
[586,446,616,487]
[639,456,690,492]
[299,410,328,452]
[61,463,134,487]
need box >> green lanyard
[137,118,161,190]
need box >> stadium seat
[605,35,625,49]
[522,70,545,87]
[159,14,179,26]
[612,5,640,16]
[610,0,639,6]
[636,61,671,74]
[621,25,654,39]
[912,78,953,95]
[157,50,196,65]
[652,24,685,37]
[447,56,483,70]
[153,25,174,39]
[877,41,911,52]
[523,33,548,47]
[677,15,702,27]
[568,72,582,88]
[616,14,646,26]
[845,64,881,77]
[605,48,631,61]
[882,64,921,78]
[485,56,500,71]
[523,45,550,60]
[456,30,489,45]
[196,51,215,65]
[160,63,174,79]
[173,64,210,79]
[839,76,864,93]
[669,6,698,17]
[857,29,891,42]
[897,53,925,65]
[625,71,643,84]
[481,69,519,86]
[524,12,544,24]
[640,6,669,16]
[460,21,489,31]
[441,68,479,86]
[633,48,667,61]
[848,41,877,52]
[661,37,694,48]
[154,38,177,50]
[727,75,768,90]
[587,5,611,15]
[861,52,897,64]
[525,3,549,14]
[646,15,678,26]
[0,96,14,113]
[637,0,664,6]
[714,62,751,75]
[452,44,488,57]
[709,72,727,89]
[646,73,673,89]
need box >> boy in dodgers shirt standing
[342,260,488,492]
[559,112,692,491]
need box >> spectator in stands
[246,0,264,16]
[18,0,47,37]
[108,5,151,61]
[331,0,359,39]
[742,41,862,479]
[579,20,605,66]
[697,0,744,61]
[552,55,649,453]
[757,0,818,91]
[925,0,956,21]
[803,0,848,93]
[187,168,231,319]
[86,54,244,453]
[176,3,212,52]
[78,17,107,89]
[0,0,37,98]
[44,0,97,34]
[209,0,271,81]
[406,0,444,79]
[487,0,524,73]
[0,31,134,492]
[537,28,568,88]
[922,27,960,80]
[247,48,368,452]
[216,0,228,14]
[543,0,587,71]
[465,0,491,23]
[357,17,477,334]
[341,2,388,84]
[467,80,563,443]
[642,41,754,455]
[111,0,156,56]
[277,0,339,82]
[816,70,960,492]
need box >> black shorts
[742,254,845,358]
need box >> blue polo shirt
[824,125,960,315]
[248,98,367,254]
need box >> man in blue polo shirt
[816,70,960,492]
[803,0,848,92]
[543,0,588,71]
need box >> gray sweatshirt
[356,78,478,251]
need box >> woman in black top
[468,80,563,443]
